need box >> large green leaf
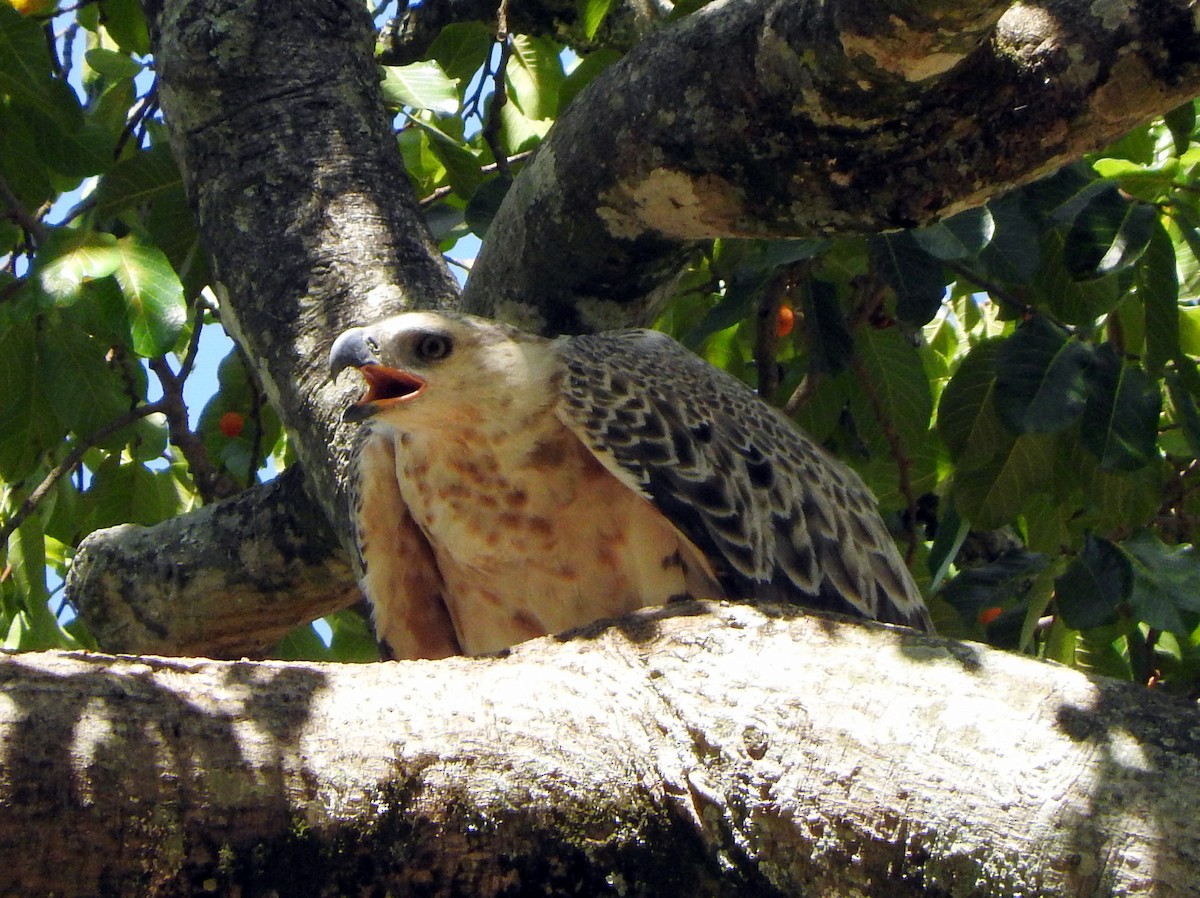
[978,192,1040,282]
[952,432,1057,529]
[1054,534,1131,630]
[506,35,563,122]
[0,310,57,480]
[90,142,183,220]
[912,206,994,261]
[0,5,82,131]
[33,228,122,304]
[1140,218,1180,374]
[112,236,186,356]
[1063,187,1156,279]
[98,0,150,56]
[427,22,493,88]
[855,325,933,450]
[1028,229,1122,325]
[381,61,459,114]
[994,317,1092,433]
[937,340,1006,460]
[39,324,129,436]
[869,231,946,326]
[802,278,853,375]
[1122,530,1200,636]
[1080,345,1161,471]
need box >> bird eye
[365,335,381,354]
[415,332,453,362]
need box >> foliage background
[3,0,1200,690]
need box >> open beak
[329,328,426,422]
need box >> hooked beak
[329,328,426,422]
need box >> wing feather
[554,330,932,632]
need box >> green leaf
[1055,534,1131,630]
[978,192,1040,282]
[84,47,143,80]
[505,35,563,121]
[90,142,183,220]
[951,432,1056,528]
[0,310,58,479]
[381,61,459,114]
[1063,188,1156,279]
[497,98,551,154]
[427,22,494,88]
[868,231,946,326]
[1123,530,1200,636]
[994,317,1092,434]
[939,550,1048,627]
[99,0,151,57]
[937,340,1005,460]
[1167,363,1200,458]
[912,207,994,261]
[0,5,82,131]
[34,229,122,304]
[85,459,186,529]
[801,278,853,375]
[1080,345,1161,471]
[581,0,616,39]
[1164,100,1196,156]
[112,235,187,356]
[39,324,129,436]
[1140,219,1180,375]
[855,325,933,450]
[326,608,382,662]
[1028,229,1122,326]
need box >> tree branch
[462,0,1200,334]
[1,603,1197,896]
[66,466,358,658]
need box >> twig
[481,0,514,179]
[149,355,238,503]
[0,172,48,245]
[0,401,167,546]
[114,85,159,159]
[418,150,535,207]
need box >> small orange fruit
[776,305,795,338]
[218,411,245,438]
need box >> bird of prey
[329,311,932,659]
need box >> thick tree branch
[66,467,358,658]
[1,604,1197,896]
[462,0,1200,334]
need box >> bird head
[329,311,553,428]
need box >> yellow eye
[415,332,453,362]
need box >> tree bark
[67,0,1200,651]
[463,0,1200,333]
[1,603,1197,897]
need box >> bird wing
[554,329,932,632]
[348,427,463,658]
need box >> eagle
[329,311,932,659]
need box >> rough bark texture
[66,467,357,659]
[66,0,1200,653]
[146,0,460,531]
[463,0,1200,334]
[1,603,1198,897]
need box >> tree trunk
[1,603,1197,897]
